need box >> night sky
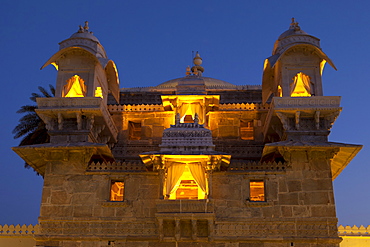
[1,1,369,227]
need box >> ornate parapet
[0,224,39,236]
[338,225,370,236]
[272,96,341,109]
[156,199,214,213]
[108,104,164,112]
[219,103,267,111]
[86,161,147,173]
[228,161,287,172]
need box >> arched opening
[95,87,103,98]
[165,163,207,200]
[179,103,203,123]
[290,72,312,97]
[63,75,87,97]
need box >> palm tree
[13,84,55,147]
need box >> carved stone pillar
[191,219,197,240]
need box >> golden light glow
[240,120,254,140]
[290,72,311,97]
[320,60,327,76]
[95,87,103,98]
[64,75,87,97]
[161,95,220,125]
[51,62,59,70]
[110,181,124,201]
[263,59,269,71]
[277,85,282,97]
[169,165,206,200]
[250,180,265,201]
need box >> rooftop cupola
[41,22,120,103]
[59,21,107,59]
[262,18,336,104]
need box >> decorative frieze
[273,96,341,109]
[108,104,164,112]
[228,161,286,172]
[0,224,39,236]
[219,103,267,111]
[87,162,146,172]
[38,221,157,236]
[156,199,214,213]
[214,220,338,238]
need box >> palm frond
[38,86,52,98]
[16,105,37,114]
[49,84,56,96]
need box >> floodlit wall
[339,225,370,247]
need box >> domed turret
[41,22,120,103]
[262,19,336,104]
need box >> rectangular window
[129,121,141,140]
[240,120,254,140]
[249,180,265,202]
[110,181,124,201]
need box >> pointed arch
[63,75,87,97]
[290,72,312,97]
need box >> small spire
[289,17,300,31]
[84,21,89,31]
[186,66,191,75]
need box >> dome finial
[191,52,204,76]
[186,66,191,76]
[289,17,300,31]
[84,21,89,31]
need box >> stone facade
[12,20,362,247]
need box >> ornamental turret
[262,18,336,104]
[41,21,120,104]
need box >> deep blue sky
[1,1,369,227]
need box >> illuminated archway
[63,75,87,97]
[290,72,312,97]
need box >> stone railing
[272,96,341,109]
[156,199,214,213]
[219,103,268,111]
[37,97,103,108]
[108,104,164,112]
[338,225,370,236]
[228,161,286,172]
[87,162,147,172]
[0,224,39,236]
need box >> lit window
[166,164,207,200]
[240,120,254,140]
[95,87,103,98]
[249,180,265,202]
[110,181,124,201]
[277,85,282,97]
[63,75,87,97]
[129,121,141,140]
[290,72,312,97]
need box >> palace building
[9,20,363,246]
